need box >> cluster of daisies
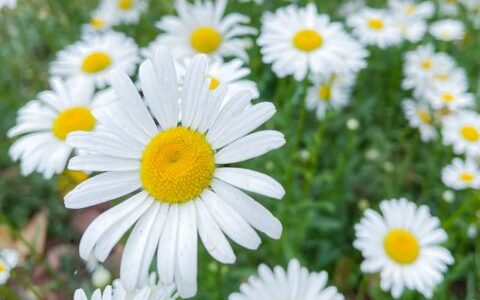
[4,0,473,298]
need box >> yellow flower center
[368,18,384,30]
[0,263,5,273]
[118,0,133,10]
[293,29,323,52]
[435,73,449,81]
[90,18,105,30]
[209,76,220,90]
[421,59,433,70]
[318,85,331,101]
[384,229,420,264]
[190,27,222,54]
[417,109,431,123]
[81,52,112,74]
[460,172,475,182]
[406,4,416,14]
[461,126,480,142]
[52,107,96,140]
[140,127,215,204]
[441,92,455,103]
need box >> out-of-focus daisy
[155,0,255,61]
[402,99,437,142]
[347,8,402,48]
[74,274,177,300]
[81,5,116,34]
[439,0,461,16]
[389,0,434,19]
[8,78,113,179]
[442,111,480,156]
[426,82,474,111]
[0,0,16,9]
[64,50,285,298]
[339,0,365,18]
[430,19,465,41]
[402,45,456,96]
[442,158,480,190]
[258,3,367,80]
[142,39,258,100]
[394,15,427,43]
[0,249,19,285]
[99,0,147,25]
[354,198,454,298]
[50,31,140,88]
[306,73,354,120]
[228,259,344,300]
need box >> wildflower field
[0,0,479,299]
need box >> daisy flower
[64,50,286,298]
[389,0,434,19]
[50,31,140,88]
[425,82,474,111]
[74,274,177,300]
[347,8,402,48]
[442,158,480,190]
[0,249,19,285]
[8,78,114,179]
[442,111,480,157]
[439,0,461,16]
[228,259,344,300]
[155,0,256,61]
[430,19,465,42]
[99,0,147,25]
[305,73,354,120]
[81,5,117,35]
[354,198,454,298]
[402,45,456,96]
[258,3,368,81]
[394,14,427,43]
[402,99,437,142]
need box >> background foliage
[0,0,479,299]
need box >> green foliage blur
[0,0,479,299]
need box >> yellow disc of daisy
[52,107,96,140]
[293,29,323,52]
[140,127,215,204]
[384,229,420,264]
[190,27,223,54]
[461,125,480,142]
[318,85,331,101]
[82,52,112,74]
[118,0,134,10]
[368,18,384,30]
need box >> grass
[0,0,479,299]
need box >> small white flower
[394,14,428,43]
[402,99,437,142]
[425,81,474,111]
[347,118,360,130]
[92,265,112,288]
[430,19,465,41]
[347,8,403,48]
[258,3,367,80]
[402,44,457,97]
[305,73,355,120]
[99,0,147,25]
[228,259,344,300]
[442,111,480,157]
[354,198,454,298]
[50,31,140,88]
[8,78,114,179]
[0,249,19,285]
[155,0,255,61]
[442,158,480,189]
[81,5,117,34]
[389,0,435,19]
[75,274,177,300]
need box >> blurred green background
[0,0,479,299]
